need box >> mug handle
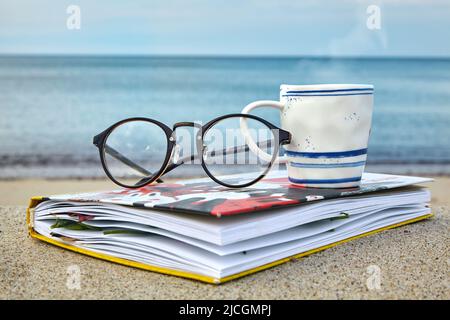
[241,100,289,164]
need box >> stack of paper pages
[27,171,432,284]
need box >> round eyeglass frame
[93,113,291,188]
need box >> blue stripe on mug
[285,148,367,158]
[288,176,362,184]
[285,88,373,94]
[282,92,373,97]
[290,161,366,168]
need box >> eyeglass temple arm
[159,138,275,177]
[108,138,280,186]
[103,145,164,183]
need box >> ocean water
[0,55,449,178]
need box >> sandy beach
[0,176,448,299]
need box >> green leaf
[329,212,350,221]
[50,218,101,231]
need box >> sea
[0,55,449,178]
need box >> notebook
[27,171,433,284]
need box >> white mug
[241,84,374,188]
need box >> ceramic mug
[241,84,374,188]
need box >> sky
[0,0,449,57]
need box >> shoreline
[2,171,450,181]
[1,164,450,180]
[0,176,448,206]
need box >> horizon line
[1,53,449,60]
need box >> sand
[0,177,448,299]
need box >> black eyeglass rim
[199,113,285,188]
[94,117,175,188]
[93,113,291,189]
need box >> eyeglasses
[93,114,291,188]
